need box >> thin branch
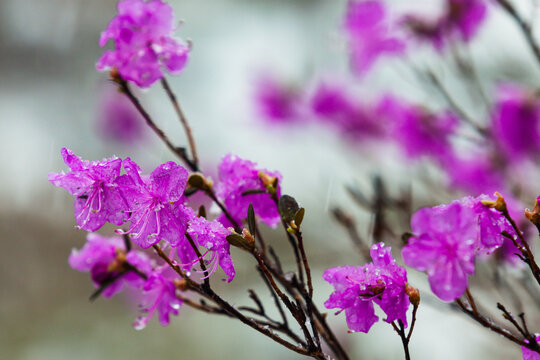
[160,77,199,171]
[496,0,540,68]
[115,77,196,171]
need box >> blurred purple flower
[443,152,503,195]
[116,158,190,248]
[323,243,410,333]
[69,233,152,298]
[48,148,128,231]
[97,0,190,88]
[377,95,457,160]
[344,0,405,74]
[492,83,540,162]
[97,83,146,144]
[445,0,487,42]
[215,154,282,228]
[311,83,385,140]
[254,76,303,124]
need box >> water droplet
[171,303,181,310]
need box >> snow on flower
[97,0,190,88]
[323,243,410,333]
[48,148,128,232]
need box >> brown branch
[496,0,540,68]
[160,77,199,171]
[115,77,196,171]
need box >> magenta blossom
[443,152,504,195]
[522,335,540,360]
[175,207,236,282]
[377,95,457,160]
[323,243,410,333]
[97,82,147,144]
[69,233,153,298]
[215,154,282,228]
[311,83,385,140]
[133,270,183,329]
[97,0,190,88]
[492,83,540,162]
[344,0,405,74]
[116,158,190,248]
[254,76,303,124]
[49,148,128,232]
[403,195,510,301]
[444,0,487,42]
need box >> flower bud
[405,284,420,307]
[174,279,190,291]
[187,173,211,191]
[226,229,255,252]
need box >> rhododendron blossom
[344,0,405,74]
[116,158,190,248]
[215,154,282,228]
[48,148,128,232]
[323,243,410,333]
[97,0,190,88]
[403,195,511,301]
[522,335,540,360]
[133,271,183,329]
[69,233,153,298]
[174,207,236,282]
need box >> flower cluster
[402,195,513,301]
[49,148,236,283]
[323,243,412,333]
[97,0,190,88]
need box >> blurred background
[0,0,537,359]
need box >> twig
[392,320,411,360]
[160,78,199,171]
[115,77,197,171]
[496,0,540,69]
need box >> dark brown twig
[160,78,199,171]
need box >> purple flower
[492,84,540,162]
[323,243,410,333]
[445,0,487,42]
[310,83,385,140]
[522,335,540,360]
[377,95,457,160]
[97,0,190,88]
[254,76,303,124]
[96,82,147,144]
[116,158,190,248]
[48,148,128,232]
[69,233,152,298]
[401,14,445,50]
[215,154,282,228]
[344,0,405,74]
[403,196,510,301]
[133,270,183,329]
[174,207,236,282]
[443,152,503,195]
